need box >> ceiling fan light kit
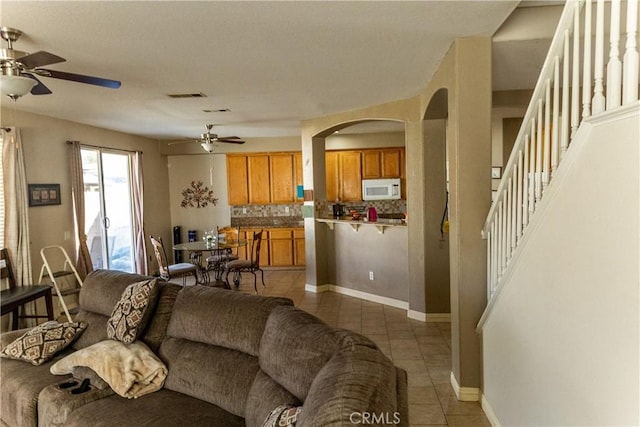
[0,26,121,100]
[0,74,36,100]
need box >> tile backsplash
[230,204,302,218]
[230,200,406,221]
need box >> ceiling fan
[170,124,246,153]
[0,26,121,100]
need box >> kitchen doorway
[81,147,135,272]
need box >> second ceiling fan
[173,124,245,153]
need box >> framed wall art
[28,184,61,207]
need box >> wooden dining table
[173,239,247,287]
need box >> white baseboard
[304,283,330,293]
[327,284,409,311]
[425,313,451,322]
[407,310,427,322]
[480,393,501,427]
[450,372,480,402]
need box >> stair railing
[483,0,639,302]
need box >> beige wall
[481,107,640,426]
[0,108,171,281]
[301,36,493,393]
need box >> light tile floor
[185,269,491,427]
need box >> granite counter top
[231,216,304,228]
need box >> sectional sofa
[0,269,408,426]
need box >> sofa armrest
[395,367,409,427]
[0,328,30,347]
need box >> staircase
[477,1,639,425]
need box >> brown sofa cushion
[73,271,180,352]
[259,306,340,401]
[166,286,293,356]
[160,337,260,417]
[296,342,400,426]
[245,370,301,427]
[64,389,245,427]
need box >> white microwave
[362,178,401,201]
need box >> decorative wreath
[180,180,218,208]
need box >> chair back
[0,248,17,290]
[250,230,264,267]
[149,236,170,279]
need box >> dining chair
[0,248,55,329]
[149,235,198,287]
[223,229,265,293]
[205,226,240,280]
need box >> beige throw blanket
[50,340,167,399]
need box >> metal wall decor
[180,180,218,208]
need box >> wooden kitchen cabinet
[293,228,305,266]
[247,155,270,204]
[325,150,362,202]
[268,229,294,266]
[325,151,339,202]
[270,153,295,203]
[362,150,381,179]
[381,148,403,178]
[226,155,249,205]
[361,148,404,179]
[339,151,362,201]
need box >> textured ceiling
[0,1,559,141]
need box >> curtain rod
[66,140,142,154]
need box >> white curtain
[2,127,33,286]
[130,151,147,275]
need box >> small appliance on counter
[367,206,378,222]
[332,203,344,218]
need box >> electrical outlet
[63,231,71,240]
[285,206,290,214]
[242,207,247,214]
[369,271,374,281]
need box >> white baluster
[511,167,517,252]
[592,0,606,113]
[543,80,552,190]
[516,150,524,243]
[528,121,536,217]
[536,101,543,205]
[552,57,560,177]
[623,0,639,104]
[561,30,570,159]
[487,230,492,298]
[571,5,581,140]
[497,204,503,278]
[502,198,508,273]
[506,181,512,261]
[583,0,592,118]
[522,136,530,228]
[491,220,497,291]
[607,0,622,109]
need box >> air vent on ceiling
[202,108,230,113]
[167,92,207,98]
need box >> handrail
[483,0,639,302]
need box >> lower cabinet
[237,227,304,267]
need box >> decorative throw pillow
[263,405,302,427]
[106,279,158,344]
[0,321,87,366]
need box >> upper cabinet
[228,152,298,205]
[227,155,249,205]
[227,147,405,205]
[270,153,295,204]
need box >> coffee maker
[332,203,344,218]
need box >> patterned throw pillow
[0,321,87,366]
[263,405,302,427]
[106,279,158,344]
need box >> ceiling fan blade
[22,73,52,95]
[167,140,192,146]
[37,68,121,89]
[218,139,245,144]
[219,136,241,140]
[18,51,66,69]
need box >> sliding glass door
[81,148,134,272]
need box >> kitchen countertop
[231,217,304,228]
[316,217,407,234]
